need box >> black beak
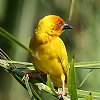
[62,23,73,30]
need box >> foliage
[1,28,100,99]
[1,0,100,99]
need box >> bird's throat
[34,32,57,44]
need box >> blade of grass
[75,61,100,88]
[2,59,100,69]
[77,89,98,99]
[68,0,75,21]
[0,59,33,66]
[0,27,31,53]
[0,60,9,69]
[1,49,100,99]
[68,58,78,100]
[0,49,42,100]
[0,48,12,60]
[35,83,55,95]
[75,61,100,68]
[24,74,34,100]
[1,59,99,89]
[10,72,27,89]
[65,88,100,99]
[78,69,93,88]
[46,74,58,96]
[1,54,99,90]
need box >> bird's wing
[58,43,69,84]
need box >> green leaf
[75,61,100,69]
[77,89,99,99]
[78,69,93,88]
[24,75,34,99]
[0,27,31,52]
[65,88,100,99]
[23,75,43,100]
[68,58,78,100]
[0,49,42,100]
[1,47,100,99]
[46,74,58,96]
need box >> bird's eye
[55,19,64,30]
[57,21,62,26]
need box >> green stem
[78,69,93,88]
[0,27,32,53]
[69,0,75,21]
[0,59,33,66]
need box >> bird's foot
[58,90,65,98]
[22,71,40,81]
[22,73,29,81]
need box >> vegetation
[0,0,100,100]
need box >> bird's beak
[62,23,73,30]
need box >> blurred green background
[0,0,100,100]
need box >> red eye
[57,21,63,26]
[54,17,64,30]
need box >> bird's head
[36,15,73,37]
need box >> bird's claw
[22,74,29,81]
[58,90,65,98]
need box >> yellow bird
[29,15,73,96]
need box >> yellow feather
[29,15,71,88]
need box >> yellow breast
[29,35,69,87]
